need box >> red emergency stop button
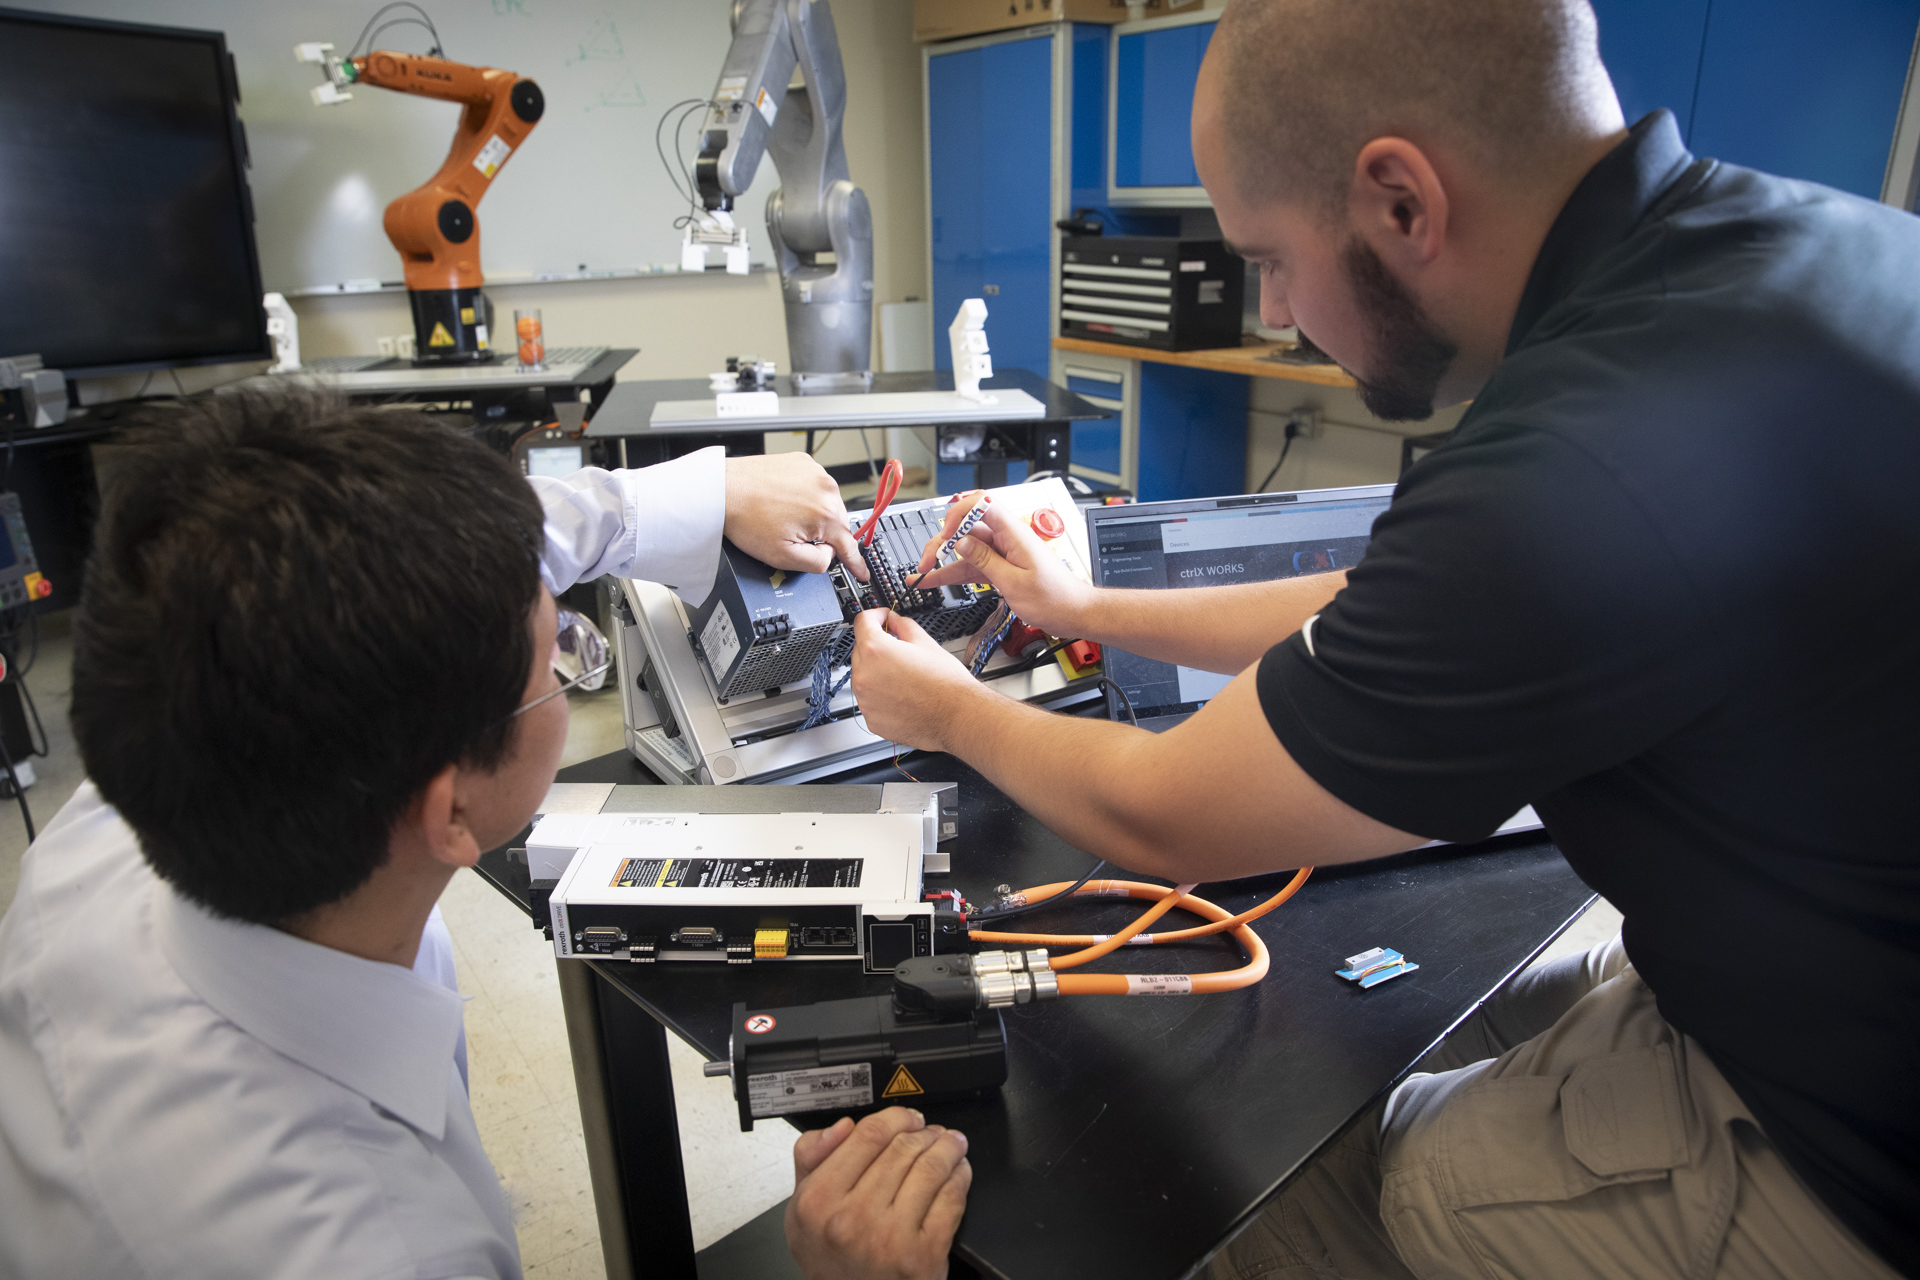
[1029,508,1066,540]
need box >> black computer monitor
[0,7,270,377]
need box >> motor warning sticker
[749,1063,872,1119]
[611,857,863,890]
[881,1064,924,1098]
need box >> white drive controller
[530,783,953,973]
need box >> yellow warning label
[882,1064,924,1098]
[429,321,455,347]
[460,307,475,324]
[769,570,787,590]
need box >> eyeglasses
[511,653,614,718]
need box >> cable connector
[967,949,1058,1008]
[892,951,1059,1016]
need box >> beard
[1299,239,1458,423]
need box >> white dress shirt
[530,445,726,604]
[0,784,520,1280]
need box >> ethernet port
[829,926,854,948]
[800,927,828,948]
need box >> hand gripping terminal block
[704,950,1056,1130]
[610,476,1098,787]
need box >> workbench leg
[557,959,698,1280]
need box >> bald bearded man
[849,1,1920,1276]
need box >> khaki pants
[1206,938,1897,1280]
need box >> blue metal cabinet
[1589,0,1714,137]
[928,22,1245,500]
[1059,361,1128,477]
[1113,19,1214,188]
[1591,0,1919,200]
[1107,10,1218,207]
[1690,0,1920,198]
[1136,363,1247,502]
[1050,347,1248,501]
[927,34,1056,378]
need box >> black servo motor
[712,953,1037,1130]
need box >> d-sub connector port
[578,926,626,954]
[671,926,721,945]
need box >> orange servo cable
[966,867,1314,995]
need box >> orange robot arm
[345,52,543,292]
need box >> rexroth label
[748,1063,872,1119]
[1126,974,1193,995]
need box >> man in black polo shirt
[847,0,1918,1275]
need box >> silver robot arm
[696,0,874,387]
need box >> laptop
[1087,484,1396,731]
[1083,483,1543,839]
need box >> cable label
[1126,974,1192,996]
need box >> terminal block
[851,508,998,643]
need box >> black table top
[479,748,1593,1280]
[231,348,637,400]
[583,367,1112,439]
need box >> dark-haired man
[0,395,967,1280]
[850,0,1919,1275]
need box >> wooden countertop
[1052,335,1358,389]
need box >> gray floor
[0,612,1622,1278]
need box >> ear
[1348,138,1450,271]
[411,761,484,871]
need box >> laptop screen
[1085,485,1396,722]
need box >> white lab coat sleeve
[528,446,727,607]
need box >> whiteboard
[31,0,780,292]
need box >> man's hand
[849,609,984,753]
[907,491,1093,636]
[723,452,868,580]
[786,1108,972,1280]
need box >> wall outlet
[1284,407,1322,440]
[376,336,396,357]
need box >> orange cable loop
[966,867,1314,995]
